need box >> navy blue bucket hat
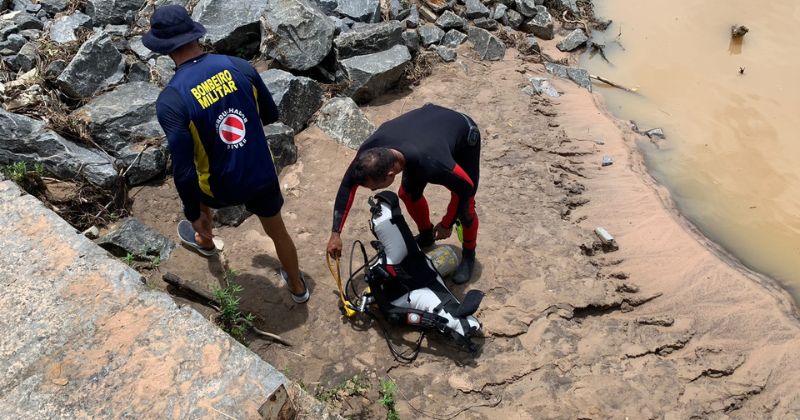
[142,5,206,54]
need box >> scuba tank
[425,245,459,277]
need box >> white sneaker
[280,269,310,304]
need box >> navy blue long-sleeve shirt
[156,54,279,221]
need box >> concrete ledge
[0,180,288,418]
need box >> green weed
[380,379,399,420]
[213,282,254,343]
[316,374,370,403]
[1,161,45,195]
[122,253,136,266]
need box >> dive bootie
[415,228,435,249]
[452,251,475,284]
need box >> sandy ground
[132,46,800,418]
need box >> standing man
[326,103,481,284]
[143,5,309,303]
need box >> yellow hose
[326,253,357,317]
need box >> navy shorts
[200,181,284,218]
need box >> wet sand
[132,45,800,417]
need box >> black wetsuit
[332,103,481,250]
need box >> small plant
[150,255,161,269]
[122,253,136,266]
[1,161,45,195]
[214,282,254,343]
[316,374,370,403]
[379,379,399,420]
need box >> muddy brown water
[582,0,800,300]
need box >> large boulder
[191,0,268,56]
[335,0,380,23]
[333,21,403,59]
[98,217,175,262]
[467,26,505,61]
[48,12,91,44]
[315,97,374,149]
[260,0,335,71]
[544,62,592,91]
[85,0,145,26]
[117,143,168,185]
[56,32,125,98]
[341,44,411,103]
[259,69,323,132]
[557,28,588,51]
[521,5,553,40]
[0,109,118,188]
[72,82,164,153]
[264,122,297,173]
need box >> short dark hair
[352,148,395,184]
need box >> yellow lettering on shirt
[190,70,241,110]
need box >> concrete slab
[0,180,288,418]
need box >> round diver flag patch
[218,114,245,145]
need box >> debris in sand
[601,155,613,167]
[731,25,749,39]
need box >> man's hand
[327,232,343,259]
[434,222,453,240]
[192,207,214,249]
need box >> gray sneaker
[280,269,310,304]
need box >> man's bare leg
[258,212,304,295]
[194,203,215,249]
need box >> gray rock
[259,69,323,133]
[465,0,490,19]
[44,59,66,80]
[8,41,36,72]
[316,97,375,149]
[0,33,25,53]
[557,28,587,51]
[56,32,125,98]
[48,12,91,44]
[389,0,404,19]
[103,24,130,37]
[645,128,665,139]
[521,6,553,40]
[545,0,579,14]
[403,5,419,28]
[98,217,175,261]
[520,35,540,54]
[191,0,267,56]
[39,0,70,15]
[152,55,175,85]
[528,77,559,97]
[214,205,252,227]
[341,44,411,103]
[418,24,445,47]
[432,45,456,62]
[435,10,466,30]
[72,82,164,153]
[401,30,420,52]
[330,16,350,35]
[334,21,403,59]
[544,62,591,91]
[467,26,505,60]
[505,9,523,28]
[128,36,155,61]
[0,109,117,188]
[515,0,538,18]
[473,17,498,30]
[264,122,297,173]
[18,28,41,40]
[440,29,467,47]
[493,3,507,21]
[335,0,380,22]
[126,61,150,82]
[117,143,168,185]
[25,2,42,13]
[85,0,144,26]
[13,13,44,31]
[261,0,336,71]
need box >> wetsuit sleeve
[230,56,279,126]
[332,162,360,233]
[437,164,475,228]
[156,88,202,222]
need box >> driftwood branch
[590,74,639,94]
